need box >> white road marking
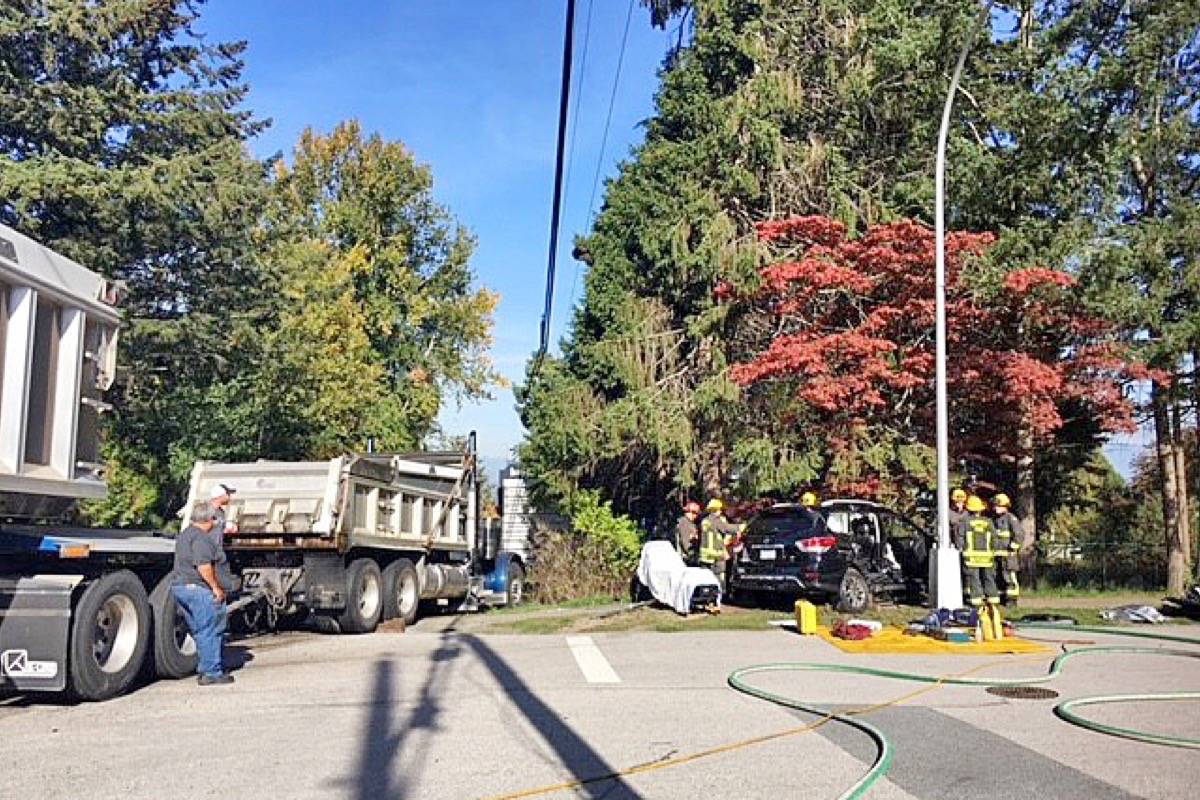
[566,636,621,684]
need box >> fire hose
[488,623,1199,800]
[727,623,1200,800]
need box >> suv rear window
[746,509,824,538]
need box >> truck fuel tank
[420,562,470,600]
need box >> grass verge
[487,594,621,616]
[473,592,1197,635]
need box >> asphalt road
[1,615,1197,799]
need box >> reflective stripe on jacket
[992,511,1023,552]
[962,515,996,568]
[700,513,735,564]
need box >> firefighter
[948,488,968,549]
[675,501,701,563]
[962,495,1003,638]
[800,491,820,510]
[700,498,739,592]
[991,493,1025,605]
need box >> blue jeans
[171,584,228,677]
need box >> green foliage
[568,490,646,574]
[522,0,1199,603]
[0,0,273,523]
[80,442,163,529]
[254,122,502,457]
[521,0,994,520]
[525,491,647,605]
[1,4,500,523]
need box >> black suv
[730,499,932,612]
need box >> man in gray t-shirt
[171,503,233,685]
[173,510,236,593]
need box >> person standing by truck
[209,483,239,541]
[948,488,968,548]
[990,493,1025,604]
[700,499,739,591]
[962,495,1000,609]
[171,504,234,686]
[675,501,701,563]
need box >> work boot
[198,673,235,686]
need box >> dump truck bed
[184,452,476,554]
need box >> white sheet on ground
[637,540,721,614]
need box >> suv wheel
[837,568,871,613]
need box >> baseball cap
[209,483,236,500]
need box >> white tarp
[637,540,721,615]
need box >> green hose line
[728,664,893,800]
[727,623,1200,800]
[1018,621,1200,646]
[1054,692,1200,749]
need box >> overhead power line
[570,0,636,310]
[562,0,594,204]
[586,0,636,223]
[534,0,578,371]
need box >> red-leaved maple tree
[729,216,1148,499]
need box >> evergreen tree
[520,0,996,519]
[1,0,270,523]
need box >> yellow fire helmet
[706,498,724,513]
[800,491,819,508]
[951,488,967,503]
[966,495,986,513]
[993,493,1011,508]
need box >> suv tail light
[797,536,837,554]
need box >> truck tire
[382,558,419,625]
[338,558,383,634]
[149,576,198,679]
[506,562,526,607]
[837,567,871,614]
[69,571,152,701]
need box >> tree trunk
[1171,401,1191,586]
[1153,382,1187,595]
[1193,347,1200,582]
[1019,0,1035,49]
[1015,423,1037,590]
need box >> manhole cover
[986,686,1060,700]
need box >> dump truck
[0,224,524,701]
[180,441,527,637]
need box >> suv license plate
[757,548,777,561]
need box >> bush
[528,491,645,603]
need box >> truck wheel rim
[509,577,523,605]
[174,611,197,656]
[399,573,417,616]
[359,573,381,620]
[93,595,139,674]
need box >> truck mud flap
[0,575,82,693]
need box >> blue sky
[200,1,1149,479]
[200,0,673,468]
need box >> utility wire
[562,0,594,204]
[564,0,596,311]
[569,0,637,311]
[534,0,578,374]
[585,0,636,224]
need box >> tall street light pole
[930,2,993,610]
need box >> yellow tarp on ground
[815,626,1052,655]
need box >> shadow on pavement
[352,623,464,800]
[463,634,643,800]
[224,644,254,673]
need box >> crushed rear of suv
[731,499,932,612]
